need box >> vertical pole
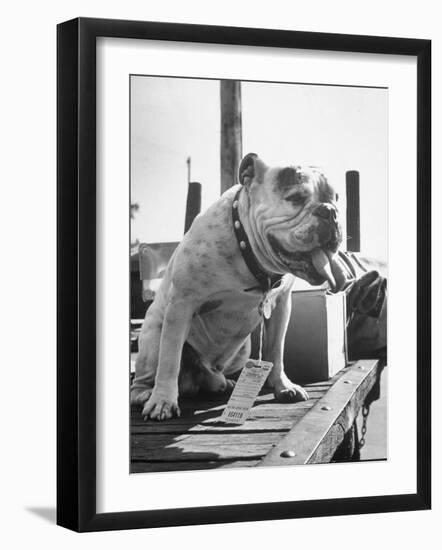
[186,156,191,184]
[346,170,361,252]
[220,80,242,194]
[184,181,201,234]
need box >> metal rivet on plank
[240,241,246,249]
[233,200,239,208]
[280,450,296,458]
[234,220,241,229]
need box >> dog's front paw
[130,387,153,406]
[142,391,180,421]
[271,375,309,403]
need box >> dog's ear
[238,153,267,186]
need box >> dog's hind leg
[219,337,251,391]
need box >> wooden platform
[131,359,380,473]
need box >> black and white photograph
[0,0,434,542]
[129,75,388,473]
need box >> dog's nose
[313,203,337,223]
[313,203,342,252]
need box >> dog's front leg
[142,293,194,421]
[264,287,309,402]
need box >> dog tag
[259,294,273,319]
[262,299,272,319]
[220,359,273,424]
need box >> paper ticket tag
[220,359,273,424]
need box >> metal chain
[359,404,370,449]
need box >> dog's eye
[285,193,306,206]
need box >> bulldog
[131,153,347,421]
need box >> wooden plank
[258,360,379,466]
[129,370,346,472]
[131,390,319,434]
[131,432,281,461]
[132,411,313,434]
[131,401,315,433]
[131,386,328,415]
[331,421,360,462]
[131,459,259,473]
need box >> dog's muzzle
[312,203,342,253]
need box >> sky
[130,76,388,261]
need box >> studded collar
[232,187,283,293]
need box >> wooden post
[220,80,242,194]
[184,181,201,234]
[186,156,191,184]
[346,170,361,252]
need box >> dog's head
[238,153,346,290]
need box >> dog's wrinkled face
[239,153,346,291]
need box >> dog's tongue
[311,248,336,288]
[311,248,347,292]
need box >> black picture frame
[57,17,431,532]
